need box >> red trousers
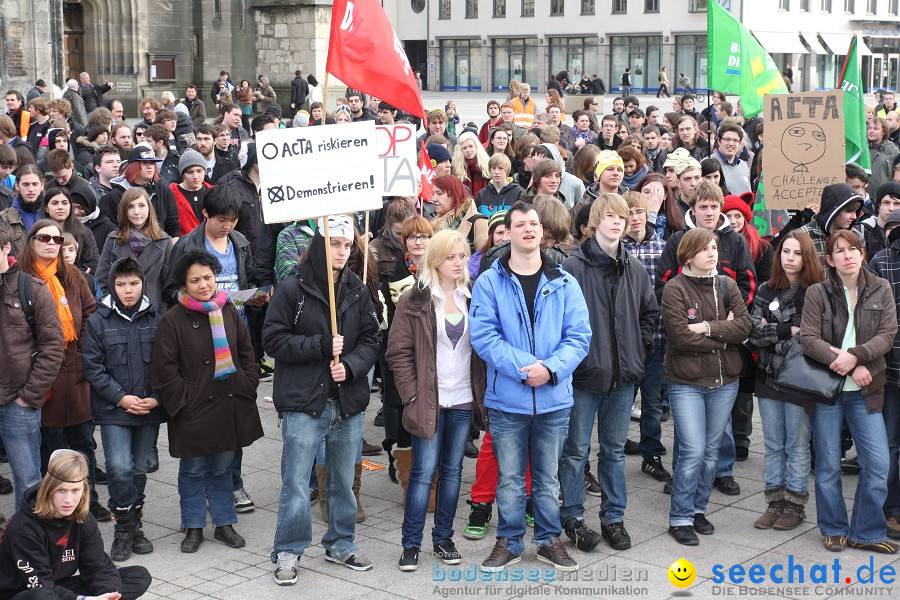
[470,432,532,503]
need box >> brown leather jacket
[799,270,897,412]
[385,283,486,439]
[660,270,751,387]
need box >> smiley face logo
[668,558,696,588]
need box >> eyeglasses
[720,137,742,145]
[33,234,64,245]
[407,234,431,243]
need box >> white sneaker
[274,551,299,586]
[233,488,255,513]
[631,402,642,421]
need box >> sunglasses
[33,234,64,245]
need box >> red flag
[418,141,434,204]
[327,0,426,121]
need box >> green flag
[707,1,788,118]
[838,36,872,171]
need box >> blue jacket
[469,252,591,415]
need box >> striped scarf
[178,289,236,380]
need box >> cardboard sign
[257,122,384,223]
[763,90,845,211]
[376,124,417,196]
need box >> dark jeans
[883,385,900,519]
[379,354,410,448]
[638,344,666,459]
[10,565,152,600]
[40,421,98,504]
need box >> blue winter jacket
[469,252,591,415]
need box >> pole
[322,216,340,366]
[322,73,330,126]
[362,210,370,283]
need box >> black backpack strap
[18,271,35,336]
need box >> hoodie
[474,179,525,217]
[540,143,585,209]
[255,76,277,113]
[798,183,864,274]
[0,485,121,599]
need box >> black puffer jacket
[562,238,658,394]
[263,233,381,419]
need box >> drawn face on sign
[781,122,826,173]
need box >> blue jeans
[0,401,42,510]
[489,407,570,557]
[812,390,889,543]
[716,417,736,478]
[178,451,236,529]
[560,386,633,525]
[272,401,364,560]
[758,397,811,495]
[884,386,900,519]
[638,346,666,459]
[230,448,244,492]
[100,423,159,511]
[403,408,472,549]
[668,381,739,526]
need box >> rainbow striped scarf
[178,289,237,380]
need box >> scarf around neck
[177,289,236,380]
[33,258,78,346]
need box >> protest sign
[376,124,417,196]
[764,90,845,211]
[257,122,384,223]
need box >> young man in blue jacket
[469,201,591,572]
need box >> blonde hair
[588,193,629,238]
[623,191,648,211]
[451,131,491,183]
[61,231,78,249]
[417,229,470,293]
[161,91,176,106]
[34,450,91,523]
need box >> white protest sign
[376,124,417,196]
[257,122,384,223]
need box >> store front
[491,38,539,91]
[439,39,482,91]
[548,37,599,89]
[674,34,708,93]
[610,35,662,94]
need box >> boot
[427,472,438,513]
[383,440,398,484]
[391,447,413,505]
[147,442,159,474]
[353,462,366,523]
[754,501,785,529]
[110,507,136,562]
[315,465,328,524]
[131,503,153,555]
[773,492,808,530]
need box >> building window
[440,39,482,90]
[844,0,855,11]
[688,0,708,11]
[611,35,663,93]
[492,38,538,90]
[779,0,790,9]
[549,37,599,87]
[867,0,877,12]
[494,0,506,17]
[439,0,451,19]
[582,0,595,14]
[550,0,564,15]
[800,0,810,10]
[613,0,627,13]
[213,0,221,19]
[674,34,709,92]
[411,0,426,14]
[645,0,660,12]
[522,0,534,17]
[891,0,899,15]
[822,0,833,11]
[466,0,478,17]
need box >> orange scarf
[33,258,77,346]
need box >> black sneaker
[714,476,741,496]
[464,501,492,539]
[94,467,107,485]
[663,481,672,495]
[841,456,861,475]
[564,517,602,552]
[481,539,521,572]
[601,521,631,550]
[259,360,275,381]
[668,525,699,546]
[325,549,373,571]
[464,439,479,458]
[536,537,578,572]
[693,513,715,535]
[524,496,534,527]
[398,546,420,571]
[90,500,112,522]
[624,439,641,455]
[433,539,462,565]
[0,475,12,495]
[374,407,384,427]
[735,446,749,461]
[584,472,603,497]
[641,456,672,482]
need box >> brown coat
[386,284,486,438]
[151,302,263,458]
[799,270,897,412]
[660,271,751,387]
[43,271,96,428]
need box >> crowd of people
[0,69,899,596]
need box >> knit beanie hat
[594,150,625,179]
[723,193,754,223]
[488,210,508,231]
[179,149,206,175]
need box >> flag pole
[322,215,340,366]
[322,73,330,125]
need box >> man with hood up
[798,183,864,275]
[252,76,277,114]
[264,215,380,584]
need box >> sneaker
[325,549,373,571]
[536,537,578,572]
[631,402,641,421]
[841,456,861,475]
[233,488,255,513]
[564,517,602,552]
[398,546,420,571]
[90,500,112,522]
[433,539,462,565]
[848,540,899,554]
[641,456,672,482]
[663,481,672,495]
[693,513,714,535]
[94,467,108,485]
[584,472,603,497]
[309,488,319,503]
[274,551,299,586]
[481,539,521,572]
[668,525,699,546]
[525,497,534,527]
[824,535,847,552]
[464,501,492,539]
[887,517,900,540]
[713,476,741,496]
[259,360,275,381]
[0,475,12,495]
[464,439,479,459]
[601,521,631,550]
[624,439,641,455]
[735,446,749,461]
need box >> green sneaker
[463,501,492,540]
[525,497,534,527]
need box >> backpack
[18,271,35,336]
